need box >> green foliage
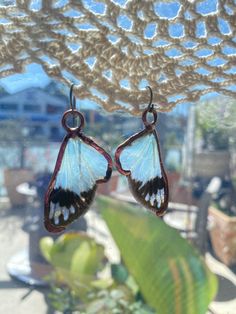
[46,283,154,314]
[98,196,218,314]
[84,289,155,314]
[40,232,152,314]
[196,121,229,150]
[40,232,108,302]
[40,236,53,262]
[40,233,105,277]
[111,264,129,284]
[196,98,236,130]
[195,99,236,150]
[46,286,77,313]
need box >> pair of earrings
[44,85,168,233]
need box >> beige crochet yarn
[0,0,235,115]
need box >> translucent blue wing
[45,135,112,232]
[55,137,109,195]
[116,130,168,214]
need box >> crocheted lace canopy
[0,0,236,115]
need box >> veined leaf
[71,241,104,277]
[40,233,105,279]
[97,196,218,314]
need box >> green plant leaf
[40,232,106,290]
[42,233,104,274]
[39,236,54,262]
[97,196,218,314]
[111,264,129,284]
[90,278,113,289]
[49,233,86,269]
[126,275,139,296]
[71,239,105,277]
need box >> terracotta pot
[208,206,236,266]
[4,168,34,207]
[97,171,119,195]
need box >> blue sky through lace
[0,0,235,114]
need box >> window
[0,103,18,111]
[46,104,63,114]
[23,104,41,112]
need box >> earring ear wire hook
[69,84,77,127]
[146,86,154,111]
[70,84,76,111]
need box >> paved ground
[0,199,48,314]
[0,198,235,314]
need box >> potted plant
[40,193,218,314]
[208,179,236,266]
[40,232,154,313]
[195,99,236,266]
[0,120,33,206]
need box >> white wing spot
[54,215,59,225]
[49,201,78,225]
[70,206,75,214]
[49,202,56,219]
[62,207,69,221]
[161,188,165,202]
[54,209,61,217]
[150,194,156,206]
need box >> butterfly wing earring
[44,85,112,233]
[115,87,168,216]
